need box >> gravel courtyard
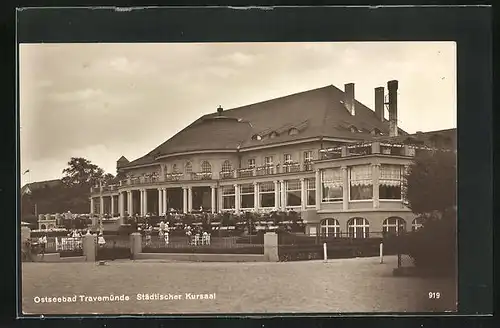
[21,256,456,315]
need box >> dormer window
[289,128,299,136]
[269,131,278,139]
[349,125,358,133]
[371,128,383,136]
[252,134,262,141]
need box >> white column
[280,180,286,210]
[158,188,163,215]
[100,196,104,215]
[119,193,124,217]
[315,169,321,210]
[163,188,167,214]
[372,164,380,209]
[342,166,349,211]
[234,184,240,214]
[211,186,216,214]
[187,187,193,212]
[274,181,279,210]
[90,197,94,214]
[144,189,148,215]
[110,195,115,216]
[300,178,306,210]
[183,187,188,214]
[128,191,133,215]
[253,182,259,211]
[139,189,144,216]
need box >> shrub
[405,209,456,275]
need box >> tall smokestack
[375,87,385,122]
[344,83,355,116]
[387,80,398,137]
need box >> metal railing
[219,171,235,179]
[190,172,212,180]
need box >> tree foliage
[403,150,457,215]
[22,157,113,217]
[61,157,106,187]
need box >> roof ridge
[203,85,334,118]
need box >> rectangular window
[321,168,343,202]
[284,154,292,163]
[379,164,403,200]
[222,186,235,209]
[303,151,313,171]
[259,182,275,208]
[248,158,256,169]
[286,179,301,207]
[306,178,316,206]
[240,183,254,209]
[349,165,373,200]
[264,156,274,174]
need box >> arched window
[185,161,192,174]
[320,218,340,237]
[252,134,262,141]
[289,128,299,136]
[221,160,232,173]
[269,131,278,139]
[40,224,46,230]
[347,217,369,238]
[201,161,212,173]
[383,217,406,236]
[412,217,425,231]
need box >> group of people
[185,225,211,246]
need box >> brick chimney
[344,83,355,116]
[375,87,385,122]
[387,80,398,137]
[217,105,223,116]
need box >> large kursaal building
[90,80,456,237]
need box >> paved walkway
[21,256,456,315]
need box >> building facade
[89,80,456,237]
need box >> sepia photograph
[19,41,458,315]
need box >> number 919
[429,292,441,299]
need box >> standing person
[164,222,170,245]
[38,234,47,259]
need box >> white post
[234,184,240,214]
[323,242,328,263]
[90,197,94,215]
[280,180,286,210]
[182,187,188,214]
[110,195,115,216]
[379,242,384,264]
[144,189,148,215]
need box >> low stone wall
[135,253,266,262]
[31,253,87,263]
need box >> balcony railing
[256,165,275,176]
[319,142,417,160]
[165,173,183,181]
[191,172,212,180]
[237,168,255,178]
[219,171,235,179]
[282,162,301,173]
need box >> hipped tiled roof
[124,85,408,168]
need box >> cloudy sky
[19,42,456,185]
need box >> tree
[403,150,456,216]
[402,149,457,275]
[61,157,106,187]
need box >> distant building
[21,179,63,196]
[90,81,456,237]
